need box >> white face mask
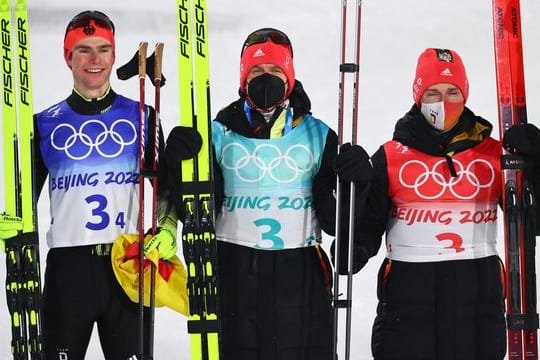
[420,101,464,132]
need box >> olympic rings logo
[51,119,137,160]
[398,158,495,200]
[220,142,314,183]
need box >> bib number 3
[254,218,285,250]
[85,194,126,230]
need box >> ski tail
[492,0,539,358]
[177,0,220,359]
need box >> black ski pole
[333,0,363,359]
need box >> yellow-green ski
[176,0,220,359]
[1,0,43,358]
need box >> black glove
[117,48,167,87]
[333,143,374,183]
[330,239,369,275]
[503,123,540,159]
[165,126,203,169]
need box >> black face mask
[246,73,286,110]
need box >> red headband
[240,40,295,97]
[63,19,115,63]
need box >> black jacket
[209,81,338,359]
[361,105,512,359]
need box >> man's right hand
[0,213,23,252]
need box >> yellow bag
[111,233,189,316]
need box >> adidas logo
[440,68,453,76]
[253,48,265,57]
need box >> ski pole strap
[507,313,540,331]
[187,319,220,334]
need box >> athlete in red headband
[0,10,179,359]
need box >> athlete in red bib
[335,48,540,360]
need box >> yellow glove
[0,213,23,252]
[144,218,177,260]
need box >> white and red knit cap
[240,40,295,97]
[412,48,469,105]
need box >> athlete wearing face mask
[420,97,464,132]
[412,48,469,133]
[332,47,540,359]
[234,30,299,138]
[163,27,370,359]
[245,71,287,110]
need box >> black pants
[42,244,150,360]
[371,256,506,360]
[217,242,334,360]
